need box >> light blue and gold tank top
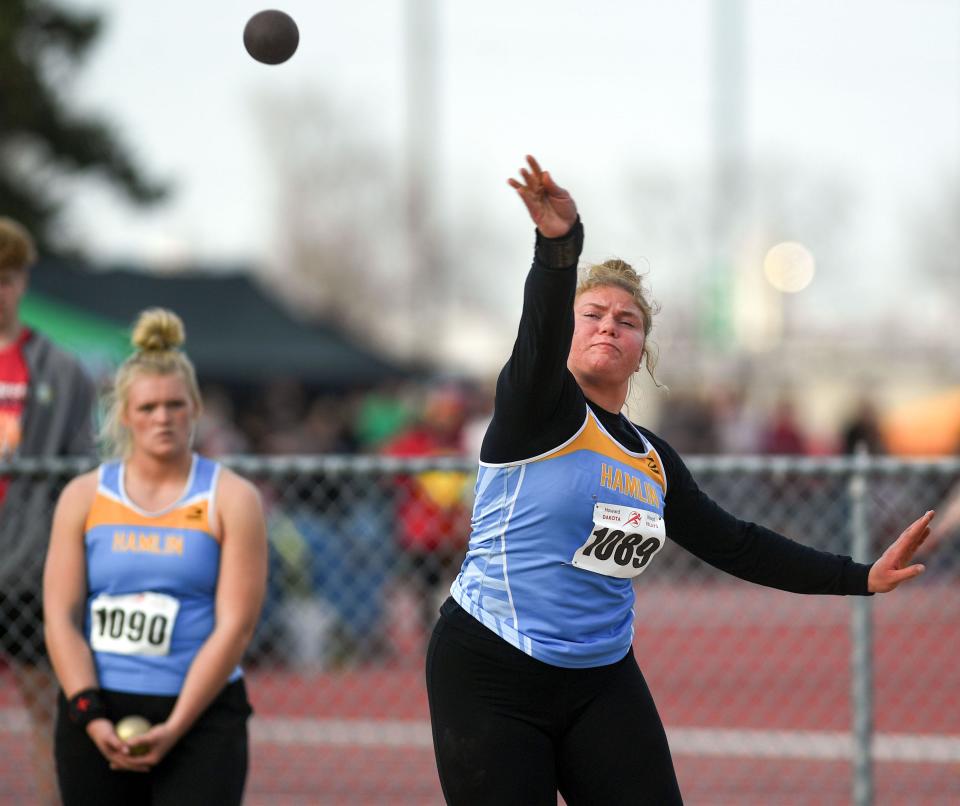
[83,454,240,695]
[452,407,668,668]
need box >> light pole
[708,0,747,350]
[404,0,441,361]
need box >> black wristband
[535,217,584,269]
[67,688,108,728]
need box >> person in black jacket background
[0,216,97,805]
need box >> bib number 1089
[581,526,662,569]
[89,592,180,657]
[571,503,666,579]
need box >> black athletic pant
[426,598,683,805]
[54,679,251,806]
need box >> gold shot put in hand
[115,715,152,756]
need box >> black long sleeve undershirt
[480,221,872,596]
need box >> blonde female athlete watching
[43,308,267,806]
[425,156,934,805]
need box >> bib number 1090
[89,592,180,657]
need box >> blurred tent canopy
[882,388,960,456]
[20,290,129,371]
[27,259,412,387]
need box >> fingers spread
[896,511,935,552]
[541,171,562,194]
[519,168,541,194]
[896,564,925,582]
[509,156,551,196]
[902,524,933,558]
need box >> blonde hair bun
[131,308,186,354]
[101,307,201,458]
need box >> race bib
[89,592,180,657]
[571,503,666,579]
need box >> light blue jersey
[452,407,667,668]
[83,455,241,695]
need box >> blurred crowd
[186,378,957,669]
[190,377,897,462]
[192,378,493,460]
[649,387,891,457]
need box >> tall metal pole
[849,445,874,805]
[405,0,440,360]
[708,0,746,349]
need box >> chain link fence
[1,455,958,804]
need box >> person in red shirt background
[0,217,96,804]
[0,327,30,498]
[382,384,472,637]
[760,395,809,455]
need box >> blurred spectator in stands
[299,395,359,454]
[258,378,309,453]
[760,396,808,455]
[840,396,887,455]
[658,389,720,454]
[195,384,249,457]
[712,384,760,455]
[354,382,414,451]
[382,383,472,635]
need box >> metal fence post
[849,447,874,806]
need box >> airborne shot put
[243,9,300,65]
[424,156,935,805]
[43,308,268,806]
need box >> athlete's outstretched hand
[867,510,934,593]
[920,484,960,555]
[508,155,578,238]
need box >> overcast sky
[58,0,959,353]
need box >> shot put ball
[244,10,299,65]
[115,715,152,756]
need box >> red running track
[0,583,956,803]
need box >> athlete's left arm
[127,469,268,765]
[655,439,931,595]
[646,434,870,594]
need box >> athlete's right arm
[43,472,140,770]
[43,472,98,696]
[481,157,587,463]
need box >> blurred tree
[0,0,166,253]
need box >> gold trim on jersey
[536,412,666,490]
[85,496,217,541]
